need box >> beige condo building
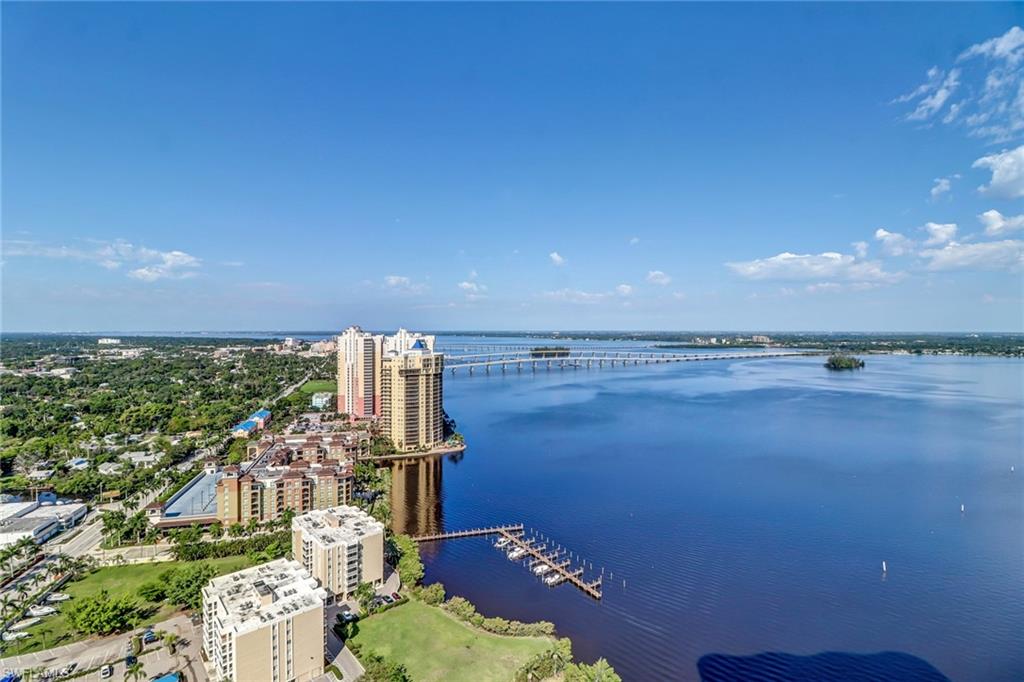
[201,559,327,682]
[336,326,438,423]
[291,505,385,603]
[381,347,445,452]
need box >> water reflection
[390,455,444,538]
[698,651,951,681]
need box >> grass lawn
[299,379,336,394]
[349,600,552,682]
[2,556,252,656]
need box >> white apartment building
[291,505,385,603]
[202,559,327,682]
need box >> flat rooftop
[292,505,384,547]
[164,470,222,519]
[203,559,325,635]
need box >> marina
[413,525,603,600]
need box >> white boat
[494,538,510,548]
[544,573,565,586]
[507,548,526,560]
[45,592,70,602]
[532,563,552,575]
[1,631,29,642]
[27,605,57,617]
[10,617,40,630]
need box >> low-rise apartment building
[202,559,327,682]
[291,506,385,603]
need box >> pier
[411,524,524,542]
[413,524,603,600]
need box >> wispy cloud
[2,238,201,281]
[628,237,640,246]
[979,209,1024,236]
[727,250,900,283]
[383,275,428,295]
[895,26,1023,142]
[541,288,608,304]
[615,284,634,296]
[646,270,672,286]
[973,145,1024,199]
[549,251,566,266]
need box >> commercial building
[381,343,445,452]
[0,501,88,548]
[215,444,354,527]
[291,506,385,602]
[202,559,327,682]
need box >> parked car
[142,631,158,644]
[391,592,401,601]
[381,595,394,604]
[125,655,137,667]
[100,665,113,679]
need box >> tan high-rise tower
[381,343,445,452]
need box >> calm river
[390,339,1023,681]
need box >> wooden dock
[497,529,602,599]
[411,524,603,600]
[411,524,524,542]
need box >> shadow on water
[697,651,951,682]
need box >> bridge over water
[443,349,822,374]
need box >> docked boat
[27,605,57,617]
[544,573,565,586]
[507,547,526,560]
[494,537,510,548]
[10,617,40,630]
[45,592,70,602]
[1,631,29,642]
[532,563,552,575]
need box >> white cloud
[2,238,201,281]
[805,282,843,294]
[541,288,608,304]
[920,240,1024,271]
[457,281,483,292]
[727,250,900,283]
[672,291,687,300]
[904,68,961,121]
[929,174,960,201]
[127,250,200,281]
[896,27,1024,142]
[959,25,1024,64]
[973,145,1024,199]
[646,270,672,286]
[852,241,869,258]
[615,284,634,296]
[922,222,958,246]
[979,209,1024,236]
[628,237,640,246]
[874,228,914,256]
[549,251,566,266]
[383,275,427,295]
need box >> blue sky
[2,3,1022,332]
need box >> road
[0,614,207,681]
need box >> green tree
[124,659,146,682]
[389,534,424,588]
[354,582,376,615]
[361,652,411,682]
[64,590,140,636]
[565,658,622,682]
[162,562,217,610]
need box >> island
[824,354,866,370]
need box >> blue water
[392,346,1024,681]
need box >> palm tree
[14,581,30,605]
[124,660,146,681]
[0,594,16,619]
